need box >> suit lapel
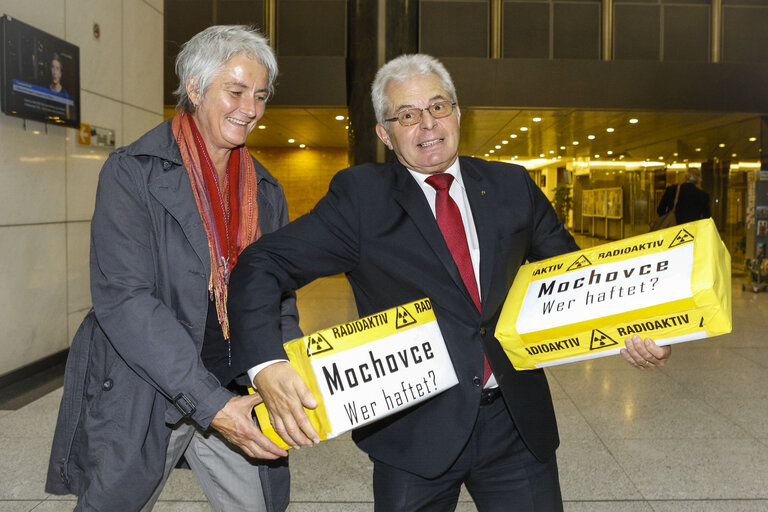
[460,158,496,312]
[391,163,469,298]
[149,166,210,268]
[391,161,487,312]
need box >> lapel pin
[481,190,487,196]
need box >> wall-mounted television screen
[0,15,80,128]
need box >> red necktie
[426,173,492,384]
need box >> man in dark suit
[228,54,671,511]
[657,170,711,224]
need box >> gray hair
[174,25,278,113]
[371,54,458,125]
[686,170,702,184]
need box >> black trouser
[372,394,563,512]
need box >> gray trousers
[140,421,287,512]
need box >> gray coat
[45,120,301,511]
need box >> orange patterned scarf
[172,111,260,339]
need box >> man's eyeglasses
[385,101,457,127]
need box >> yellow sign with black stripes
[254,298,458,449]
[495,218,731,370]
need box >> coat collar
[125,119,281,268]
[126,118,279,186]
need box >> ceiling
[169,106,764,167]
[458,109,763,166]
[245,106,350,148]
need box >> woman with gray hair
[46,25,299,511]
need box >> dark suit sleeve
[228,170,361,364]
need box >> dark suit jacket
[228,156,579,478]
[657,182,711,224]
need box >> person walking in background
[228,53,671,511]
[45,25,299,512]
[657,170,711,225]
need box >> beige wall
[0,0,164,376]
[251,147,349,221]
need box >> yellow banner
[254,298,458,449]
[495,219,731,369]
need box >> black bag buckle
[172,393,196,418]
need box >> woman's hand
[210,393,289,459]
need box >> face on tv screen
[1,15,80,128]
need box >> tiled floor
[2,238,768,511]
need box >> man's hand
[210,393,288,459]
[620,335,672,370]
[253,361,320,448]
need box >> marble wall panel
[65,0,123,101]
[0,116,67,225]
[122,104,162,146]
[0,224,68,376]
[67,91,121,221]
[122,0,163,113]
[0,0,65,38]
[0,0,163,375]
[66,220,90,314]
[142,0,163,15]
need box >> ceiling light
[258,125,266,129]
[606,128,614,133]
[539,154,545,158]
[335,115,345,120]
[595,154,599,158]
[572,141,579,145]
[495,145,501,149]
[629,118,638,124]
[288,139,295,143]
[520,127,528,132]
[749,137,757,142]
[484,153,489,157]
[560,146,566,150]
[732,153,737,157]
[490,149,495,153]
[549,150,554,154]
[587,135,595,140]
[502,140,508,144]
[719,143,725,148]
[299,144,306,148]
[532,117,541,122]
[607,151,613,155]
[510,134,518,139]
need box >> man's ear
[375,123,393,150]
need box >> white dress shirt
[408,161,496,388]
